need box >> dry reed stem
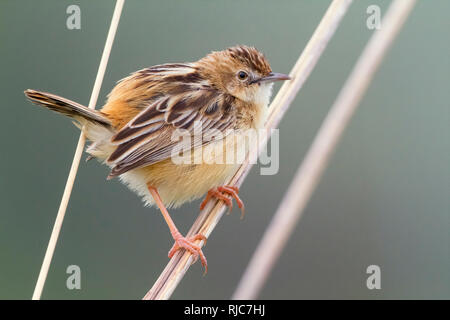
[143,0,353,300]
[31,0,125,300]
[232,0,417,300]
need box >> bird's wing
[106,78,237,177]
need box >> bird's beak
[256,72,291,84]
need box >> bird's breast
[118,130,251,208]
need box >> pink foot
[200,185,245,218]
[168,232,208,273]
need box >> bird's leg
[147,184,208,273]
[200,185,245,218]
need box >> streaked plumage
[25,45,290,271]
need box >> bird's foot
[168,232,208,274]
[200,185,245,218]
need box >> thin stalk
[32,0,125,300]
[232,0,417,300]
[143,0,353,300]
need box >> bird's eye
[237,71,248,81]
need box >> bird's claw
[200,185,245,218]
[168,233,208,274]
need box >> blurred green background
[0,0,448,299]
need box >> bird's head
[196,45,290,105]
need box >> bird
[24,45,290,272]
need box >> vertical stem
[32,0,125,300]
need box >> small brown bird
[25,45,290,272]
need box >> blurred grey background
[0,0,448,299]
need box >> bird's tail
[24,89,112,128]
[24,89,116,161]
